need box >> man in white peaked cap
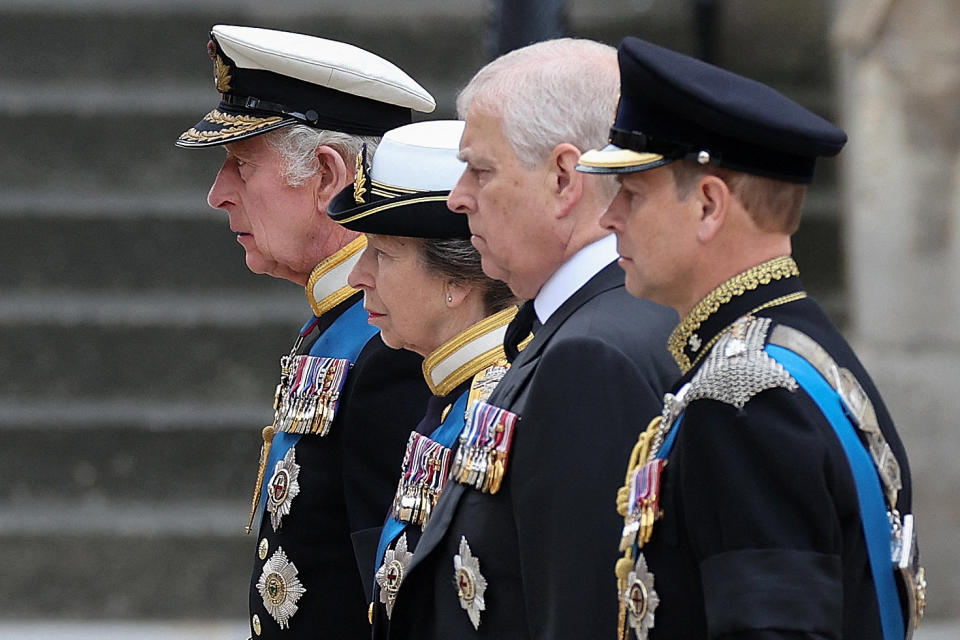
[176,25,435,639]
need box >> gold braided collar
[423,306,517,397]
[668,256,801,373]
[305,236,367,317]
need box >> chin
[378,331,403,351]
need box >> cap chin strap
[219,93,393,136]
[608,127,721,166]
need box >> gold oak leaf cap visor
[177,25,436,148]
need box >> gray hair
[264,124,381,187]
[419,238,515,315]
[456,38,619,169]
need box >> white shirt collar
[533,234,618,324]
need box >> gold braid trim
[615,416,660,517]
[178,109,285,144]
[668,256,800,373]
[614,414,661,639]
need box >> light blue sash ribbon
[372,390,469,595]
[766,344,904,640]
[257,298,377,524]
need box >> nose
[347,245,375,291]
[599,187,627,233]
[206,159,237,211]
[447,171,476,215]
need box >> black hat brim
[328,185,470,239]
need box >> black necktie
[504,300,537,363]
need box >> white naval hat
[327,120,470,239]
[177,25,436,148]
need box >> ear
[313,146,352,210]
[694,174,731,243]
[444,280,473,307]
[547,143,584,218]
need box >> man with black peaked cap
[176,25,435,638]
[578,37,926,639]
[377,38,679,639]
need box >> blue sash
[372,390,469,595]
[655,347,904,640]
[766,344,904,640]
[257,299,377,522]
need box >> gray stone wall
[834,0,960,621]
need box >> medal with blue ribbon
[451,400,519,494]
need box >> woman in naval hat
[328,119,517,636]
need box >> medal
[256,547,306,630]
[451,401,518,495]
[391,432,452,528]
[375,532,414,618]
[453,536,487,630]
[275,355,351,436]
[620,458,666,551]
[265,447,301,531]
[623,554,659,639]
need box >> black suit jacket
[386,262,679,639]
[248,293,431,639]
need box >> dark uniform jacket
[632,258,913,639]
[364,307,516,636]
[387,261,679,639]
[248,248,430,639]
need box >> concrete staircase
[0,0,843,623]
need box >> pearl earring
[447,295,453,302]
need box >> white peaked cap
[212,25,436,113]
[371,120,467,191]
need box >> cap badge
[213,55,233,93]
[623,554,659,639]
[354,148,368,204]
[453,536,487,630]
[257,547,307,630]
[375,532,414,618]
[266,447,301,531]
[206,41,232,93]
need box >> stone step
[0,1,833,112]
[0,111,224,195]
[0,502,251,619]
[0,197,292,292]
[0,291,305,401]
[0,400,268,504]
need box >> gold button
[368,602,375,624]
[258,538,269,560]
[252,614,262,636]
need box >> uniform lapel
[404,262,622,575]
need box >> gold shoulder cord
[615,415,661,640]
